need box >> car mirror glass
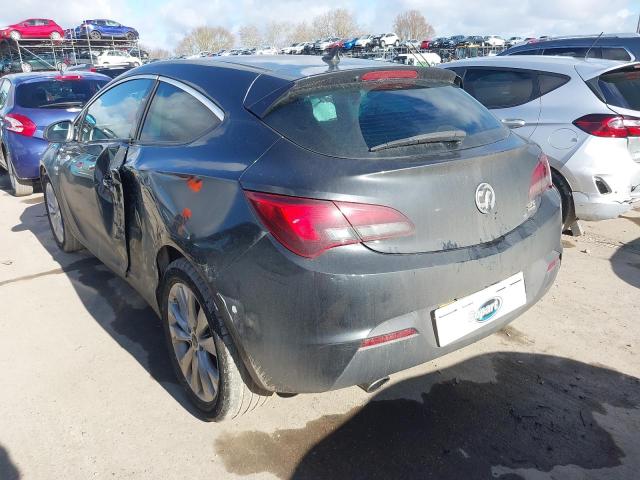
[45,120,73,143]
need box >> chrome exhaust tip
[358,376,390,393]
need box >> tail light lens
[5,113,36,137]
[245,191,414,258]
[573,114,640,138]
[529,154,552,200]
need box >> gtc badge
[475,183,496,214]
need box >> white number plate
[433,272,527,347]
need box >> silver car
[443,56,640,230]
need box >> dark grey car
[40,56,562,421]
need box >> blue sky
[1,0,638,49]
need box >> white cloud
[0,0,637,50]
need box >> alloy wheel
[45,182,64,244]
[167,282,219,403]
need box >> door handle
[501,118,526,128]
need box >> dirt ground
[0,170,638,480]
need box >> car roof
[3,71,111,84]
[444,55,639,78]
[503,33,640,52]
[187,55,415,81]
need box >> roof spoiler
[245,66,457,118]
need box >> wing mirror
[44,120,73,143]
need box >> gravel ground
[0,170,638,480]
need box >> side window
[140,82,221,143]
[509,49,540,56]
[538,73,570,96]
[463,69,536,109]
[600,48,632,61]
[542,47,598,58]
[79,79,154,142]
[0,81,10,109]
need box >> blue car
[342,37,359,51]
[0,72,109,195]
[70,19,139,41]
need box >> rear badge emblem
[475,183,496,214]
[476,297,502,323]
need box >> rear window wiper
[369,130,467,152]
[40,101,84,108]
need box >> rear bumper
[4,131,47,180]
[215,189,563,393]
[561,136,640,221]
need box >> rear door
[462,67,541,138]
[58,77,155,274]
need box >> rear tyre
[50,31,62,40]
[6,151,33,196]
[394,40,400,47]
[126,32,136,41]
[160,258,270,421]
[551,170,575,232]
[42,174,83,252]
[89,30,101,40]
[380,40,386,48]
[9,31,21,41]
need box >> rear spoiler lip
[245,66,457,119]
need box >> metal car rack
[0,31,142,76]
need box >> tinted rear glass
[16,79,107,108]
[595,67,640,110]
[463,69,535,108]
[600,48,632,61]
[263,81,508,159]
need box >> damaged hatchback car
[40,56,562,421]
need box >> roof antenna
[585,32,603,60]
[322,46,341,70]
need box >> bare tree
[312,9,359,39]
[141,45,170,59]
[175,26,235,55]
[393,10,435,41]
[290,21,314,43]
[239,24,262,49]
[263,21,293,48]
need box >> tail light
[245,191,414,258]
[573,114,640,138]
[529,154,552,200]
[5,113,36,137]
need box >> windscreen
[263,81,508,158]
[593,66,640,111]
[16,79,107,108]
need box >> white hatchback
[443,56,640,229]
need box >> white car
[355,35,374,49]
[282,42,307,55]
[393,52,441,66]
[94,49,142,66]
[443,56,640,229]
[377,32,400,48]
[484,35,506,47]
[255,45,278,55]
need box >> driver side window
[79,79,153,142]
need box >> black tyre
[89,30,102,40]
[42,173,83,252]
[126,31,137,41]
[551,170,575,231]
[6,150,33,196]
[160,258,270,421]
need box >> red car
[0,19,64,41]
[420,39,432,50]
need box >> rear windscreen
[262,81,509,158]
[593,67,640,111]
[16,79,107,109]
